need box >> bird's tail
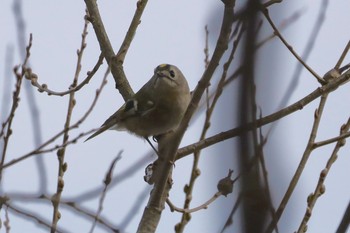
[84,125,110,142]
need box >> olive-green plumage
[85,64,190,141]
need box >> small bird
[85,64,191,150]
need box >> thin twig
[13,0,49,193]
[25,53,104,96]
[5,202,68,233]
[265,93,329,233]
[192,9,304,128]
[265,38,350,233]
[257,124,280,233]
[4,204,10,233]
[0,34,32,180]
[264,0,328,146]
[90,153,122,233]
[204,25,210,68]
[1,65,109,170]
[335,40,350,70]
[14,193,120,233]
[50,14,90,233]
[167,192,222,214]
[176,69,350,161]
[0,46,14,129]
[137,1,236,232]
[313,131,350,148]
[84,0,134,99]
[219,193,242,233]
[260,6,325,84]
[256,7,305,49]
[176,20,244,233]
[61,151,153,202]
[62,201,119,233]
[296,118,350,233]
[116,0,148,63]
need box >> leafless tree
[1,1,350,233]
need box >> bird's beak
[156,71,167,78]
[153,70,175,86]
[156,71,174,81]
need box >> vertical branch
[264,94,329,233]
[89,153,122,233]
[13,0,48,193]
[176,21,243,233]
[0,69,24,178]
[0,35,32,181]
[137,1,236,233]
[0,46,14,186]
[175,25,212,232]
[296,118,350,233]
[0,46,14,125]
[257,127,280,233]
[50,16,89,233]
[204,25,210,68]
[238,1,269,232]
[265,37,350,233]
[273,0,328,128]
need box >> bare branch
[313,131,350,148]
[260,6,325,84]
[25,53,104,96]
[116,0,148,63]
[1,68,109,170]
[296,117,350,232]
[176,21,244,232]
[89,153,122,233]
[204,25,210,68]
[177,69,350,161]
[167,192,222,214]
[5,202,68,233]
[50,15,90,233]
[137,1,236,232]
[262,0,283,8]
[84,0,149,105]
[335,40,350,70]
[0,34,32,180]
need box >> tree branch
[84,0,134,99]
[260,5,325,84]
[297,117,350,232]
[136,1,236,232]
[176,69,350,160]
[25,53,104,96]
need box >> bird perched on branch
[85,64,191,151]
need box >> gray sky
[1,1,350,233]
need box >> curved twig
[167,192,222,214]
[25,53,104,96]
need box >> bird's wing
[85,97,155,141]
[85,77,158,142]
[84,102,127,142]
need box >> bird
[85,64,191,152]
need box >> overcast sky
[1,1,350,233]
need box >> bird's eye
[169,70,175,78]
